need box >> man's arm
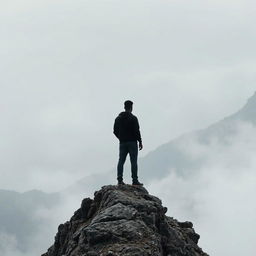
[134,117,143,150]
[113,118,119,139]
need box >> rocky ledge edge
[42,185,208,256]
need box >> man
[113,100,143,186]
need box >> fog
[149,121,256,255]
[1,0,256,255]
[1,122,256,256]
[0,188,94,256]
[1,0,256,192]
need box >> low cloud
[148,121,256,256]
[0,187,92,256]
[1,122,256,256]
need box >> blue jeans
[117,141,138,182]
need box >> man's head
[124,100,133,112]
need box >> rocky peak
[42,185,208,256]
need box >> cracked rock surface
[42,185,208,256]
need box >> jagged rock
[42,185,208,256]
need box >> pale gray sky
[1,0,256,192]
[2,2,256,255]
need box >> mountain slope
[42,185,208,256]
[0,189,60,253]
[139,92,256,181]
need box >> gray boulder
[42,185,208,256]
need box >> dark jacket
[113,111,142,143]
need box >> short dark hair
[124,100,133,110]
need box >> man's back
[114,111,142,144]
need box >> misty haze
[1,0,256,256]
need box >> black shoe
[132,180,143,186]
[118,181,125,185]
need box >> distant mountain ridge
[0,189,60,252]
[232,91,256,122]
[139,91,256,181]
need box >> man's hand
[139,142,143,151]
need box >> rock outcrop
[42,185,208,256]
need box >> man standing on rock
[113,100,143,186]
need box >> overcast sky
[1,1,256,256]
[1,0,256,192]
